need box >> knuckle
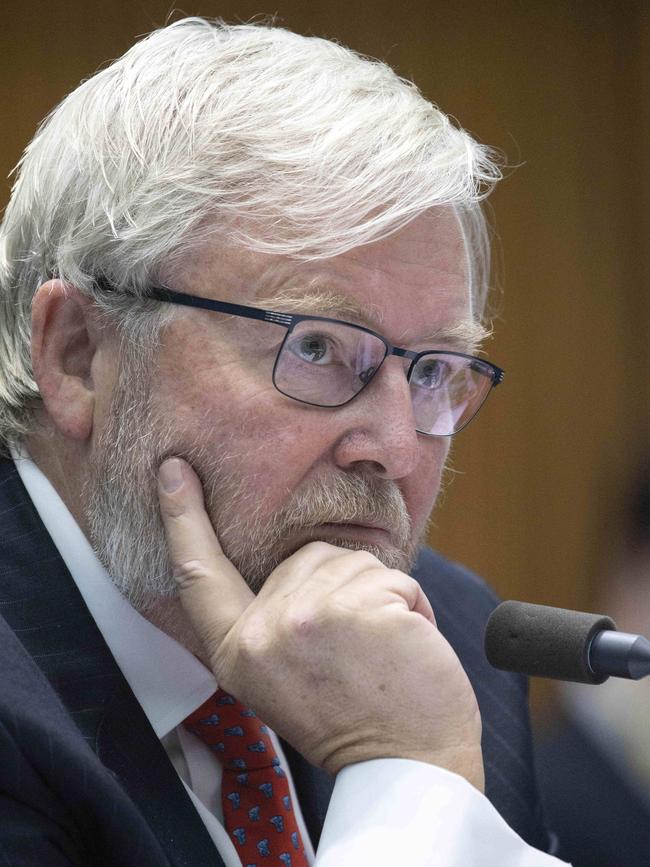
[281,602,323,641]
[234,609,284,669]
[230,619,281,687]
[172,558,211,587]
[237,616,272,658]
[397,572,419,590]
[159,497,188,520]
[302,540,334,554]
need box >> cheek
[222,403,330,507]
[407,439,450,529]
[155,356,329,512]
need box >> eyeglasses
[144,284,504,437]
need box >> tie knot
[183,689,281,772]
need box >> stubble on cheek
[85,333,449,610]
[161,399,447,599]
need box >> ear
[31,280,101,441]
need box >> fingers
[266,542,437,625]
[257,539,369,600]
[411,583,437,626]
[157,458,437,671]
[157,457,254,658]
[334,570,437,626]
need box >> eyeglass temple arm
[146,285,286,324]
[96,279,294,327]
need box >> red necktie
[183,689,308,867]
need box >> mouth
[316,522,392,545]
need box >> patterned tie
[183,689,308,867]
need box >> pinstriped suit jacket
[0,455,551,865]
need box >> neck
[145,597,211,666]
[24,427,91,537]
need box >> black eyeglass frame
[139,284,504,436]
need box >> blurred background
[2,0,648,718]
[3,1,649,862]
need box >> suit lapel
[0,457,224,867]
[97,677,224,867]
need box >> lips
[318,521,392,542]
[323,521,388,532]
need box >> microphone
[484,600,650,684]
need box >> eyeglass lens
[273,319,495,436]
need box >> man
[0,17,563,865]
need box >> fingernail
[159,458,184,493]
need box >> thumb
[157,457,254,668]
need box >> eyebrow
[255,284,491,352]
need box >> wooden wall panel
[1,1,647,638]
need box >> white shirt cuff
[315,759,569,866]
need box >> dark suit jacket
[0,455,551,865]
[536,713,650,867]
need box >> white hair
[0,16,501,448]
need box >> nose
[331,359,422,479]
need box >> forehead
[172,207,475,345]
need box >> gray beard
[84,354,423,613]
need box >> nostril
[351,459,387,476]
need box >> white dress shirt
[11,446,568,866]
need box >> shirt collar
[10,443,216,738]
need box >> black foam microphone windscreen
[484,601,616,684]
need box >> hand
[157,457,484,789]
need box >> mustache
[212,470,412,551]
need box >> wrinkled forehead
[169,207,480,347]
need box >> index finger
[157,457,254,658]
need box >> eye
[288,333,333,364]
[412,357,449,389]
